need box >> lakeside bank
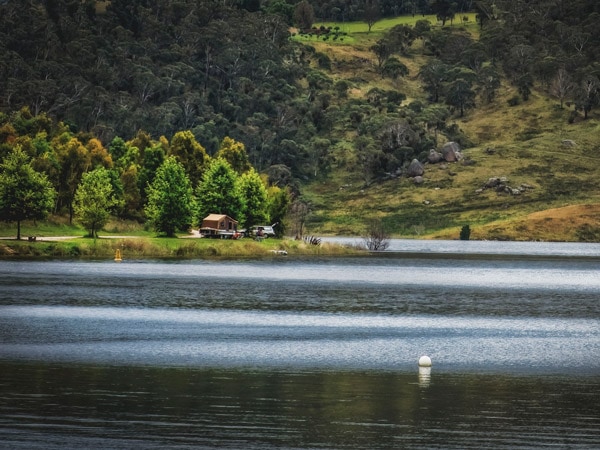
[0,235,360,260]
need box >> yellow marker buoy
[114,248,122,262]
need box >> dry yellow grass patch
[430,204,600,241]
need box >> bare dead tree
[290,199,310,239]
[363,219,390,251]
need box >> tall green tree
[575,74,600,119]
[419,59,449,102]
[238,168,269,229]
[430,0,455,26]
[145,156,195,237]
[195,158,245,224]
[138,142,165,204]
[267,185,290,237]
[215,136,251,175]
[363,0,381,33]
[54,134,91,223]
[479,65,502,104]
[73,167,120,237]
[0,146,56,240]
[446,79,476,117]
[168,130,210,186]
[418,104,450,143]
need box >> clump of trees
[0,109,290,238]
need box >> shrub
[507,96,521,106]
[460,224,471,240]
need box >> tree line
[0,108,289,238]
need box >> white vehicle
[249,224,277,238]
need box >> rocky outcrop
[427,149,443,163]
[476,177,534,195]
[441,142,462,162]
[407,159,424,177]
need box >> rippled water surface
[1,245,599,448]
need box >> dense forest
[0,0,599,235]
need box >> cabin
[199,214,241,239]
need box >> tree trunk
[17,220,21,240]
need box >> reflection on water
[1,252,599,448]
[418,366,431,387]
[1,363,598,449]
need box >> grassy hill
[296,16,600,242]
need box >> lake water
[1,240,599,448]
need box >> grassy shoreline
[0,235,361,260]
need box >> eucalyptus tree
[266,185,290,237]
[550,67,574,109]
[371,39,394,74]
[417,104,450,143]
[363,0,381,32]
[430,0,455,26]
[446,79,476,117]
[354,135,383,186]
[478,65,502,104]
[575,74,600,119]
[419,59,450,102]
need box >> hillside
[1,1,599,242]
[297,18,600,241]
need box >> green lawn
[292,13,480,45]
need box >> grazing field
[294,13,600,241]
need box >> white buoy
[418,355,432,367]
[418,355,432,387]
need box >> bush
[460,224,471,240]
[507,96,521,107]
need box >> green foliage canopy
[145,156,195,237]
[238,169,269,229]
[0,146,56,240]
[74,167,120,237]
[195,158,246,226]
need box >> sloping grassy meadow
[297,14,600,241]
